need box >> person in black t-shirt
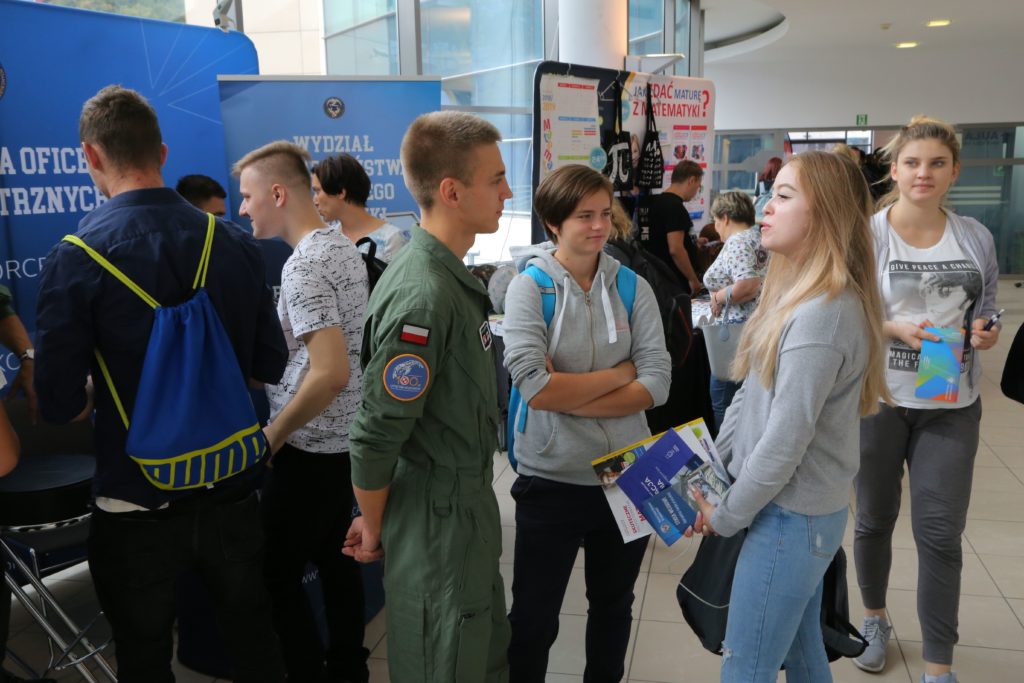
[637,160,704,294]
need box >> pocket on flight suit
[382,587,431,681]
[454,599,494,682]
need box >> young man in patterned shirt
[234,141,370,683]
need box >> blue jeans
[721,503,847,683]
[709,375,741,430]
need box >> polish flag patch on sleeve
[399,323,430,346]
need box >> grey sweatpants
[853,398,981,666]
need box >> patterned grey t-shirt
[267,227,368,453]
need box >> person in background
[701,191,769,428]
[0,302,53,683]
[853,116,1001,683]
[311,154,409,262]
[833,143,863,166]
[755,156,783,198]
[863,149,894,203]
[637,160,704,295]
[688,151,887,683]
[34,85,287,683]
[0,291,36,423]
[175,174,228,217]
[503,165,671,682]
[234,141,370,683]
[342,112,512,682]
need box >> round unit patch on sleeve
[383,354,430,401]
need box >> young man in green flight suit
[342,111,512,682]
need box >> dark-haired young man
[175,173,228,217]
[638,160,705,294]
[311,154,409,262]
[34,85,287,683]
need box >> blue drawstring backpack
[64,214,266,490]
[506,263,637,471]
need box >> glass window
[712,132,783,194]
[38,0,186,22]
[421,0,542,107]
[673,0,691,76]
[325,1,398,75]
[950,125,1024,274]
[629,0,664,56]
[419,0,542,261]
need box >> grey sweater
[502,248,671,486]
[710,290,869,537]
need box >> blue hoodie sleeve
[628,277,671,408]
[502,274,552,404]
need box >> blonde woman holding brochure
[689,151,888,683]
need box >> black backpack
[604,237,693,369]
[819,547,870,661]
[355,236,387,293]
[677,537,868,663]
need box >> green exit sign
[856,114,868,126]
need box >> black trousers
[88,487,285,683]
[261,444,368,683]
[507,476,649,683]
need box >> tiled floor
[6,281,1024,681]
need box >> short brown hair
[670,160,703,184]
[231,140,311,189]
[710,190,755,226]
[401,112,501,210]
[79,85,163,170]
[533,165,613,242]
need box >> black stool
[0,401,116,682]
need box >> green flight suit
[349,226,509,683]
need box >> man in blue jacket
[34,85,288,683]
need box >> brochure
[614,429,701,504]
[591,436,656,542]
[915,326,965,403]
[591,418,730,544]
[641,458,731,546]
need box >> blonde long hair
[876,115,960,210]
[731,151,890,415]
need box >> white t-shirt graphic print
[882,222,981,409]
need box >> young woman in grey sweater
[689,151,888,682]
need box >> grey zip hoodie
[502,247,671,486]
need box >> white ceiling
[702,0,1024,62]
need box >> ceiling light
[926,19,952,28]
[895,41,918,49]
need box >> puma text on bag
[64,214,266,490]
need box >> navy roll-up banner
[0,0,258,382]
[217,76,441,290]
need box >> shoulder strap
[62,213,216,432]
[62,235,160,309]
[523,264,557,326]
[192,213,216,290]
[616,266,637,324]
